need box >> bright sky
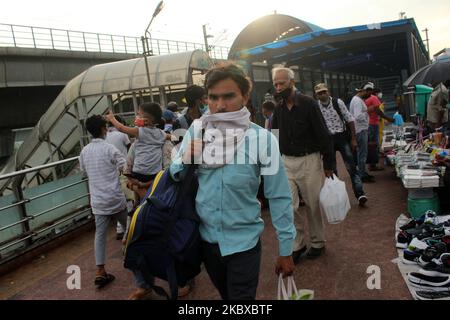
[1,0,449,55]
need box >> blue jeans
[356,130,369,178]
[368,124,380,166]
[331,132,365,199]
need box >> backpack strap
[124,170,165,250]
[331,97,346,127]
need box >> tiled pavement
[0,155,411,300]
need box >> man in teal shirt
[170,63,295,300]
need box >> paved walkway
[0,156,411,300]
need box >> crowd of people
[79,62,398,300]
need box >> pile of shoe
[397,211,450,300]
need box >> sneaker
[292,246,307,265]
[419,242,448,265]
[420,261,450,277]
[306,247,325,259]
[402,249,422,265]
[415,290,450,300]
[408,272,450,287]
[396,231,412,249]
[358,195,368,206]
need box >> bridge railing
[0,157,92,264]
[0,23,229,59]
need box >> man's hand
[182,139,203,164]
[351,137,357,151]
[324,169,334,178]
[275,256,294,278]
[105,110,115,122]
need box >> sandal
[94,273,115,289]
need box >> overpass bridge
[0,23,229,158]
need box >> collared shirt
[79,139,127,215]
[170,123,296,257]
[318,98,355,135]
[349,95,369,134]
[271,92,333,170]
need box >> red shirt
[365,95,382,125]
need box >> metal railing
[0,156,91,262]
[0,23,230,59]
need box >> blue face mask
[200,104,209,114]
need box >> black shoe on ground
[116,232,124,240]
[358,195,368,206]
[306,247,325,259]
[292,246,307,265]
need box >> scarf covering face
[199,106,251,169]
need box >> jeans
[331,132,365,198]
[356,130,369,178]
[368,124,380,166]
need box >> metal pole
[141,36,154,102]
[11,25,16,47]
[422,28,430,62]
[203,24,210,56]
[31,27,36,48]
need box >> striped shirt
[79,139,127,215]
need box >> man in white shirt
[79,115,128,289]
[349,86,375,183]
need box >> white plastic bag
[319,174,351,224]
[277,274,314,300]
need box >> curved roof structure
[228,14,323,59]
[0,50,212,193]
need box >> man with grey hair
[272,67,333,263]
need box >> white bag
[277,274,314,300]
[319,174,351,224]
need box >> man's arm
[79,152,86,177]
[105,111,139,137]
[110,145,127,174]
[261,132,295,276]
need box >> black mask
[274,87,292,102]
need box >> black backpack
[124,165,201,300]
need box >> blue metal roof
[234,18,427,59]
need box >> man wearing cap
[314,83,367,206]
[272,67,333,262]
[364,82,393,171]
